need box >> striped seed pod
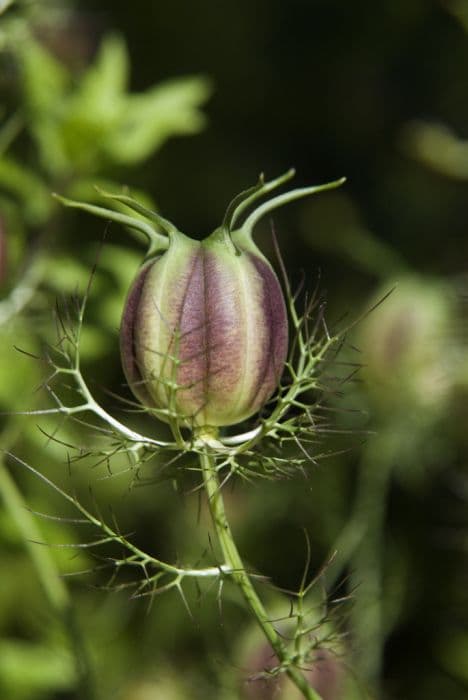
[56,170,344,430]
[120,226,288,428]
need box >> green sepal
[52,193,169,256]
[229,168,296,229]
[220,169,296,244]
[218,170,345,254]
[221,174,266,233]
[236,175,346,243]
[204,226,239,255]
[93,186,179,238]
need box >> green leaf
[105,76,212,164]
[0,156,51,223]
[0,196,26,277]
[54,35,129,173]
[31,121,71,176]
[17,38,69,117]
[0,639,75,693]
[15,38,71,174]
[73,33,129,120]
[9,34,210,176]
[43,255,96,293]
[0,112,23,156]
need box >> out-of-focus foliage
[402,121,468,179]
[1,1,468,699]
[12,32,209,179]
[0,8,210,220]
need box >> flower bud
[358,276,457,413]
[120,226,288,428]
[55,170,344,430]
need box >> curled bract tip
[55,170,346,258]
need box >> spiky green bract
[15,260,345,700]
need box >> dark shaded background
[82,0,468,260]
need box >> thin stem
[10,451,232,580]
[73,367,173,448]
[200,448,323,700]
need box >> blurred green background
[1,1,468,699]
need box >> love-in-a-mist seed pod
[55,170,345,432]
[120,225,288,428]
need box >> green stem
[325,436,393,691]
[200,449,322,700]
[0,447,96,699]
[347,442,393,689]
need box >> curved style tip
[54,191,169,255]
[239,173,347,239]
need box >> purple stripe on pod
[176,247,287,426]
[135,240,201,419]
[120,258,156,408]
[173,249,210,421]
[245,253,288,413]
